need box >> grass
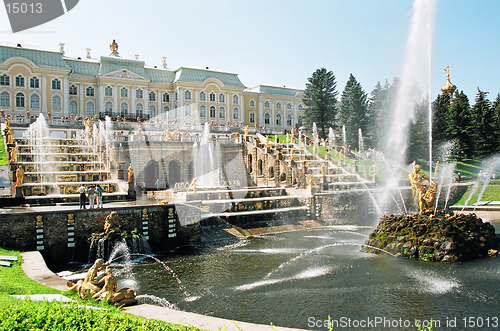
[0,133,7,166]
[454,180,500,205]
[0,247,205,330]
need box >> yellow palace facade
[0,41,304,131]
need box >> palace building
[0,40,304,131]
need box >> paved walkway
[20,251,306,331]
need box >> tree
[491,93,500,153]
[407,100,429,164]
[302,68,338,138]
[470,89,495,158]
[446,91,473,159]
[368,79,397,150]
[431,92,451,148]
[338,74,369,150]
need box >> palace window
[120,87,128,98]
[219,106,225,119]
[0,74,9,86]
[52,79,61,90]
[30,94,40,108]
[232,95,238,104]
[199,92,206,101]
[163,93,170,102]
[136,89,143,99]
[69,100,78,114]
[184,104,191,117]
[249,99,255,107]
[86,102,95,116]
[209,105,216,118]
[163,105,169,117]
[52,95,61,110]
[15,92,25,107]
[287,114,293,126]
[232,107,239,120]
[136,103,143,117]
[218,93,225,103]
[184,90,191,100]
[276,113,282,126]
[105,86,113,96]
[149,91,156,102]
[0,92,10,107]
[200,105,206,118]
[264,101,270,108]
[264,113,270,125]
[105,102,113,115]
[30,77,39,88]
[287,103,292,110]
[149,105,156,117]
[86,86,94,97]
[15,75,24,87]
[298,104,303,110]
[120,103,128,117]
[249,111,255,124]
[209,92,216,102]
[276,102,282,109]
[69,85,78,95]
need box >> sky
[0,0,499,102]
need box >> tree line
[302,67,500,162]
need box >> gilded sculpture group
[408,163,438,214]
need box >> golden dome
[440,66,456,95]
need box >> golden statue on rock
[104,211,121,235]
[408,164,437,214]
[67,259,136,306]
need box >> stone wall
[0,203,200,268]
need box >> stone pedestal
[127,182,136,200]
[186,193,201,201]
[15,186,23,198]
[117,169,124,180]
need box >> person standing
[77,184,87,209]
[87,185,96,209]
[96,184,103,208]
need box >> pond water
[108,222,500,330]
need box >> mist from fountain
[328,127,335,151]
[23,113,50,183]
[342,125,346,150]
[358,128,364,153]
[192,122,221,188]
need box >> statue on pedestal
[15,166,24,187]
[127,164,134,183]
[408,164,438,214]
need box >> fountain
[192,123,221,188]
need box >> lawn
[0,133,7,166]
[0,247,205,330]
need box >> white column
[113,85,118,115]
[63,78,69,115]
[80,84,84,117]
[41,74,47,113]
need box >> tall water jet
[342,125,346,151]
[23,113,50,183]
[380,0,436,211]
[328,127,335,151]
[358,128,364,153]
[192,122,221,188]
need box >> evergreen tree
[470,89,495,158]
[302,68,338,138]
[338,74,369,150]
[368,79,397,150]
[431,92,451,147]
[407,100,429,164]
[491,93,500,153]
[446,91,473,159]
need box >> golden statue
[290,129,295,142]
[68,260,136,306]
[6,128,14,144]
[244,125,249,140]
[440,66,457,95]
[187,177,199,194]
[9,146,16,163]
[408,164,438,214]
[4,116,10,130]
[127,164,134,183]
[104,211,121,235]
[15,166,24,187]
[163,128,173,141]
[110,39,119,56]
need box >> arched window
[52,95,61,110]
[163,93,170,102]
[264,113,270,124]
[163,105,170,113]
[184,90,191,100]
[136,103,143,117]
[69,85,78,95]
[120,87,128,98]
[120,103,128,117]
[249,99,255,107]
[287,114,293,126]
[86,86,94,97]
[69,100,78,114]
[264,101,270,108]
[209,105,216,118]
[287,103,292,110]
[232,95,239,104]
[30,94,40,108]
[86,102,95,116]
[219,106,225,119]
[149,105,156,117]
[232,107,239,120]
[105,102,113,115]
[136,89,143,99]
[298,104,303,110]
[199,105,206,118]
[199,92,206,101]
[184,104,191,117]
[149,91,156,102]
[249,111,256,124]
[0,92,10,107]
[218,93,225,103]
[276,102,282,109]
[276,113,282,126]
[209,92,216,102]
